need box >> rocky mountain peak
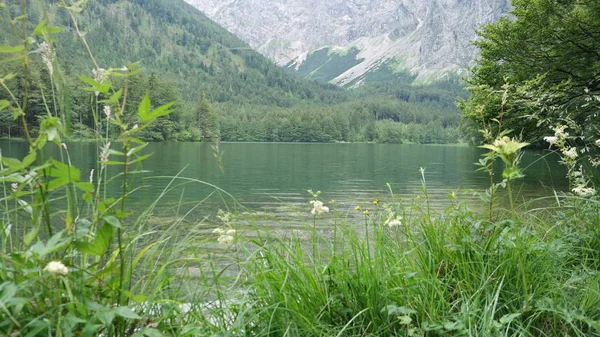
[186,0,511,85]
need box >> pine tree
[196,92,219,141]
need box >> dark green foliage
[461,0,600,144]
[195,92,219,140]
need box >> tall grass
[216,177,599,337]
[1,1,600,337]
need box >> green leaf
[112,306,141,319]
[1,156,21,168]
[137,93,152,122]
[76,75,110,95]
[107,89,123,104]
[12,108,23,119]
[74,222,114,256]
[46,178,69,191]
[33,19,48,39]
[0,99,9,110]
[50,159,81,182]
[133,328,163,337]
[128,153,153,165]
[499,313,521,325]
[75,182,94,193]
[82,192,93,204]
[21,152,37,168]
[23,225,40,246]
[149,102,175,120]
[103,215,121,228]
[0,45,24,53]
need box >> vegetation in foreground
[1,0,600,336]
[2,133,600,336]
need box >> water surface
[0,141,568,221]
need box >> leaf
[23,225,40,246]
[0,45,24,53]
[1,156,21,168]
[76,75,110,95]
[12,108,23,119]
[103,215,122,228]
[128,153,153,165]
[0,99,9,110]
[443,320,464,330]
[383,304,416,316]
[50,159,81,182]
[75,182,94,193]
[149,102,175,120]
[499,313,521,324]
[112,306,141,319]
[107,89,123,104]
[134,328,163,337]
[74,222,114,256]
[137,93,152,122]
[82,192,93,204]
[33,19,48,38]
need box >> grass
[1,2,600,336]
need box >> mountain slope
[0,0,466,144]
[186,0,511,86]
[0,0,343,106]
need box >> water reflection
[0,141,568,218]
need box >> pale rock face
[186,0,510,85]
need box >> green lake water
[0,141,568,224]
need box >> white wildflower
[103,105,111,120]
[595,139,600,147]
[309,200,329,215]
[92,68,107,96]
[386,219,402,227]
[11,183,18,192]
[212,228,225,235]
[590,158,600,167]
[100,142,111,164]
[217,235,235,245]
[43,261,69,275]
[563,147,578,160]
[398,315,412,325]
[572,185,596,198]
[216,209,231,225]
[553,125,568,135]
[92,68,107,83]
[39,42,53,76]
[543,136,557,146]
[226,229,236,235]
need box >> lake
[0,141,568,226]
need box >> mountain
[0,0,466,144]
[0,0,343,107]
[185,0,511,86]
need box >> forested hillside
[0,0,464,143]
